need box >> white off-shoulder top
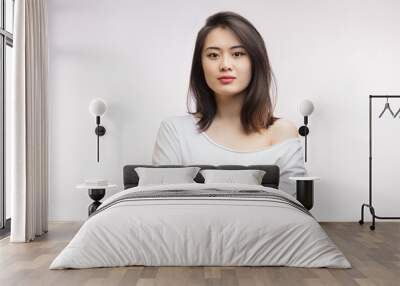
[152,115,307,196]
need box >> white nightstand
[76,183,117,216]
[289,176,320,210]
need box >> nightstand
[289,176,320,210]
[76,183,117,216]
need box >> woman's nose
[219,55,232,71]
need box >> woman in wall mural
[152,11,306,196]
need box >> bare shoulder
[270,118,299,143]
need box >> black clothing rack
[359,95,400,230]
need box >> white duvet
[50,183,351,269]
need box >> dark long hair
[187,11,278,134]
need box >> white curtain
[10,0,48,242]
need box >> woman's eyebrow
[205,45,245,51]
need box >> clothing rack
[359,95,400,230]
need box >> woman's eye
[207,53,219,59]
[233,51,246,57]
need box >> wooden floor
[0,222,399,286]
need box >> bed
[49,164,351,269]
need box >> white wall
[47,0,400,221]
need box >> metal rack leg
[359,204,365,225]
[369,206,376,231]
[359,202,400,230]
[359,203,376,230]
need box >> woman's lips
[218,77,235,84]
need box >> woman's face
[201,27,252,99]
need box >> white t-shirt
[152,114,307,196]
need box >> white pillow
[135,167,201,186]
[200,169,266,185]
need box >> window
[0,0,14,235]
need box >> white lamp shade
[89,98,107,116]
[299,99,314,116]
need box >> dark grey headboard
[123,165,280,190]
